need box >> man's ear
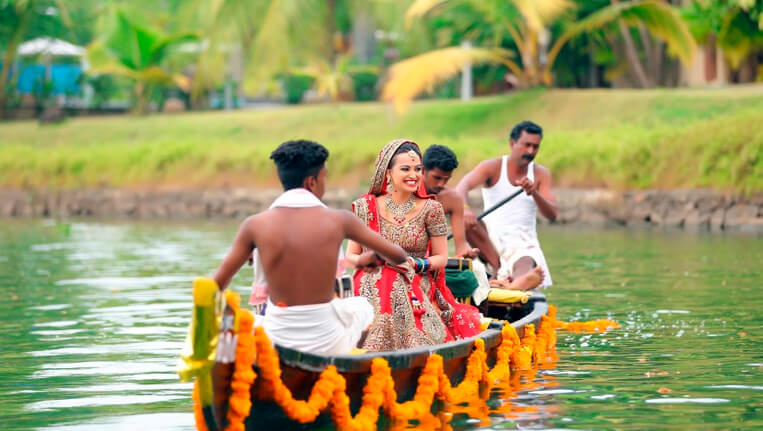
[303,175,317,191]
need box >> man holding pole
[455,121,556,289]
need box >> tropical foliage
[87,10,197,114]
[1,0,761,114]
[383,0,696,112]
[0,0,73,112]
[683,0,763,78]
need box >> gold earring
[387,175,395,193]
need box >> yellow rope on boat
[189,301,619,431]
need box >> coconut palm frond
[618,1,695,65]
[249,0,291,85]
[511,0,574,33]
[381,46,516,113]
[246,0,325,92]
[718,7,761,68]
[547,0,695,73]
[405,0,449,28]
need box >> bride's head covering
[368,138,432,198]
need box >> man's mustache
[521,154,535,161]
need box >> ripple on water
[29,304,72,311]
[28,341,183,357]
[55,275,193,289]
[60,382,192,393]
[36,413,194,431]
[27,395,189,411]
[3,221,761,431]
[706,385,763,391]
[645,398,730,404]
[32,360,176,379]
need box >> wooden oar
[447,189,524,240]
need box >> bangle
[415,258,429,273]
[410,257,420,271]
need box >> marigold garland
[549,304,620,333]
[192,382,209,431]
[224,291,256,431]
[191,304,618,431]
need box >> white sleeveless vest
[482,156,538,234]
[480,156,552,287]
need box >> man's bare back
[250,207,344,305]
[213,205,405,306]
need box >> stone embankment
[1,188,760,231]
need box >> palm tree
[383,0,695,112]
[181,0,396,102]
[0,0,72,114]
[87,10,197,114]
[683,0,763,82]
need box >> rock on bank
[0,188,761,232]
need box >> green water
[0,220,760,430]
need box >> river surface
[0,220,760,430]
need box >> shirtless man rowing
[212,140,406,355]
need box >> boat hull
[203,294,548,430]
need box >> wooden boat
[187,274,550,430]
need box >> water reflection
[0,220,760,430]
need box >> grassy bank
[1,86,761,194]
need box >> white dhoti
[471,258,491,305]
[263,296,374,355]
[487,226,553,289]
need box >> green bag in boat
[445,268,479,298]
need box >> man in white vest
[455,121,556,289]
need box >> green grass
[1,86,762,194]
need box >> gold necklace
[385,194,415,224]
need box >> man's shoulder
[479,157,502,169]
[437,187,464,211]
[532,162,552,178]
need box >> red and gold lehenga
[352,139,481,351]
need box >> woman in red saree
[345,139,481,351]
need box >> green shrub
[281,74,314,104]
[351,71,378,101]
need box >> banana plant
[87,10,197,114]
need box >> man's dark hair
[270,140,329,190]
[510,121,543,141]
[423,145,459,172]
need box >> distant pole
[460,40,473,101]
[224,78,232,111]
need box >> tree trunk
[134,82,149,115]
[704,34,717,82]
[523,29,540,86]
[0,42,17,117]
[351,4,375,63]
[652,41,666,85]
[0,7,33,117]
[637,23,654,78]
[326,0,337,64]
[618,20,652,88]
[588,41,598,88]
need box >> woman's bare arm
[427,235,448,270]
[341,211,407,265]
